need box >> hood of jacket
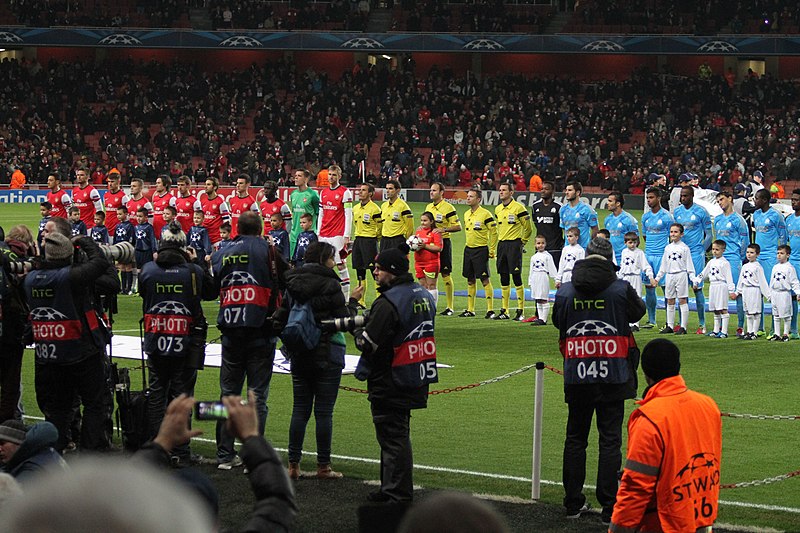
[571,255,618,294]
[155,247,189,268]
[285,263,341,302]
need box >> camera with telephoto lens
[320,312,368,333]
[6,258,36,274]
[99,241,135,264]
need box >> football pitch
[2,200,799,531]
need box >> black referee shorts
[462,246,490,280]
[352,237,378,271]
[496,239,523,275]
[380,235,406,252]
[440,238,453,275]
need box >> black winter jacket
[273,263,349,372]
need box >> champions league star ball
[221,271,259,287]
[30,307,69,321]
[623,256,636,267]
[567,319,618,337]
[774,272,787,282]
[148,301,191,316]
[406,235,424,252]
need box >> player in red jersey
[227,174,259,239]
[103,172,130,235]
[45,173,72,219]
[126,177,153,226]
[151,175,177,237]
[174,175,202,233]
[259,180,291,234]
[200,176,231,246]
[72,167,103,229]
[317,165,354,298]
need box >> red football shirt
[201,194,231,244]
[72,185,102,229]
[228,194,258,239]
[151,191,177,236]
[103,189,130,234]
[175,193,202,233]
[46,189,72,219]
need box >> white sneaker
[217,456,243,470]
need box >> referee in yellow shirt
[460,188,498,318]
[427,182,462,316]
[494,182,532,320]
[380,179,414,251]
[351,183,382,307]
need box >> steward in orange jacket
[610,339,721,533]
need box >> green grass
[3,202,799,531]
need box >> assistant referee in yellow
[494,182,532,321]
[380,179,414,251]
[460,188,498,318]
[351,183,382,307]
[427,182,462,316]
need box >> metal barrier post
[531,361,545,500]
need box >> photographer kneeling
[349,244,438,503]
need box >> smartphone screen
[194,401,228,420]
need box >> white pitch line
[23,417,800,515]
[194,436,800,514]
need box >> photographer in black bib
[139,222,216,465]
[351,244,438,503]
[211,211,282,470]
[552,236,645,523]
[24,229,120,452]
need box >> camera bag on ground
[112,320,150,452]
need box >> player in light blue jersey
[604,191,639,264]
[715,191,749,334]
[785,189,800,337]
[753,189,787,280]
[641,187,674,327]
[559,181,598,249]
[673,186,712,333]
[753,189,787,334]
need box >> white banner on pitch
[108,335,450,375]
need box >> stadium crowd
[5,0,800,35]
[2,56,800,196]
[4,0,189,28]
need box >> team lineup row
[35,167,800,337]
